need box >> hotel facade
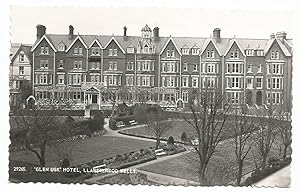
[29,24,293,112]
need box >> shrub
[181,132,187,142]
[167,136,175,145]
[109,118,117,130]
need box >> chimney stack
[123,26,127,41]
[153,27,159,41]
[270,33,275,39]
[213,28,221,43]
[69,25,74,40]
[36,24,46,39]
[276,31,287,42]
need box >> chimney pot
[270,33,275,39]
[276,31,287,41]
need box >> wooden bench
[129,120,138,126]
[93,164,106,170]
[155,148,166,156]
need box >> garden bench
[93,164,106,170]
[129,120,138,126]
[155,149,166,156]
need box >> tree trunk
[39,140,47,167]
[261,155,267,170]
[199,163,208,185]
[236,161,243,186]
[282,145,288,160]
[155,138,160,150]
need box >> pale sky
[10,6,295,44]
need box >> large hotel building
[16,24,292,111]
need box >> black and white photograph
[1,0,300,192]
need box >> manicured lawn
[10,135,155,167]
[138,137,283,185]
[120,119,237,142]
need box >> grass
[138,136,285,185]
[10,135,155,167]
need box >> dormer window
[58,43,65,52]
[256,49,264,56]
[192,48,199,55]
[127,47,134,53]
[246,49,254,56]
[182,48,189,55]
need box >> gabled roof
[66,35,88,52]
[224,39,246,57]
[88,38,103,49]
[104,37,125,54]
[30,35,57,52]
[10,44,32,63]
[159,37,182,56]
[264,38,292,57]
[200,38,222,56]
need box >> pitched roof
[30,32,292,57]
[10,43,32,62]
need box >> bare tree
[10,104,78,166]
[275,97,292,160]
[231,107,255,185]
[254,106,278,170]
[183,88,230,185]
[145,111,171,149]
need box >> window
[91,47,100,56]
[59,59,64,68]
[192,48,199,55]
[273,64,280,74]
[246,49,254,56]
[19,66,24,75]
[127,61,134,70]
[19,53,25,62]
[78,47,83,55]
[247,78,253,89]
[207,63,215,73]
[207,77,216,88]
[267,92,271,104]
[171,50,175,57]
[192,76,198,87]
[58,44,65,51]
[182,91,188,102]
[183,62,188,71]
[41,46,44,54]
[78,61,82,69]
[230,50,239,58]
[58,74,64,84]
[127,47,134,53]
[182,48,189,55]
[126,75,134,86]
[207,50,215,58]
[231,92,239,104]
[271,51,275,59]
[231,77,240,88]
[144,45,149,53]
[45,47,49,54]
[272,78,281,89]
[257,64,262,73]
[68,74,82,85]
[193,63,198,71]
[256,78,262,89]
[256,50,264,56]
[267,64,271,74]
[267,78,271,89]
[109,48,118,56]
[247,64,252,73]
[40,60,48,68]
[182,77,188,87]
[275,51,279,59]
[109,61,117,70]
